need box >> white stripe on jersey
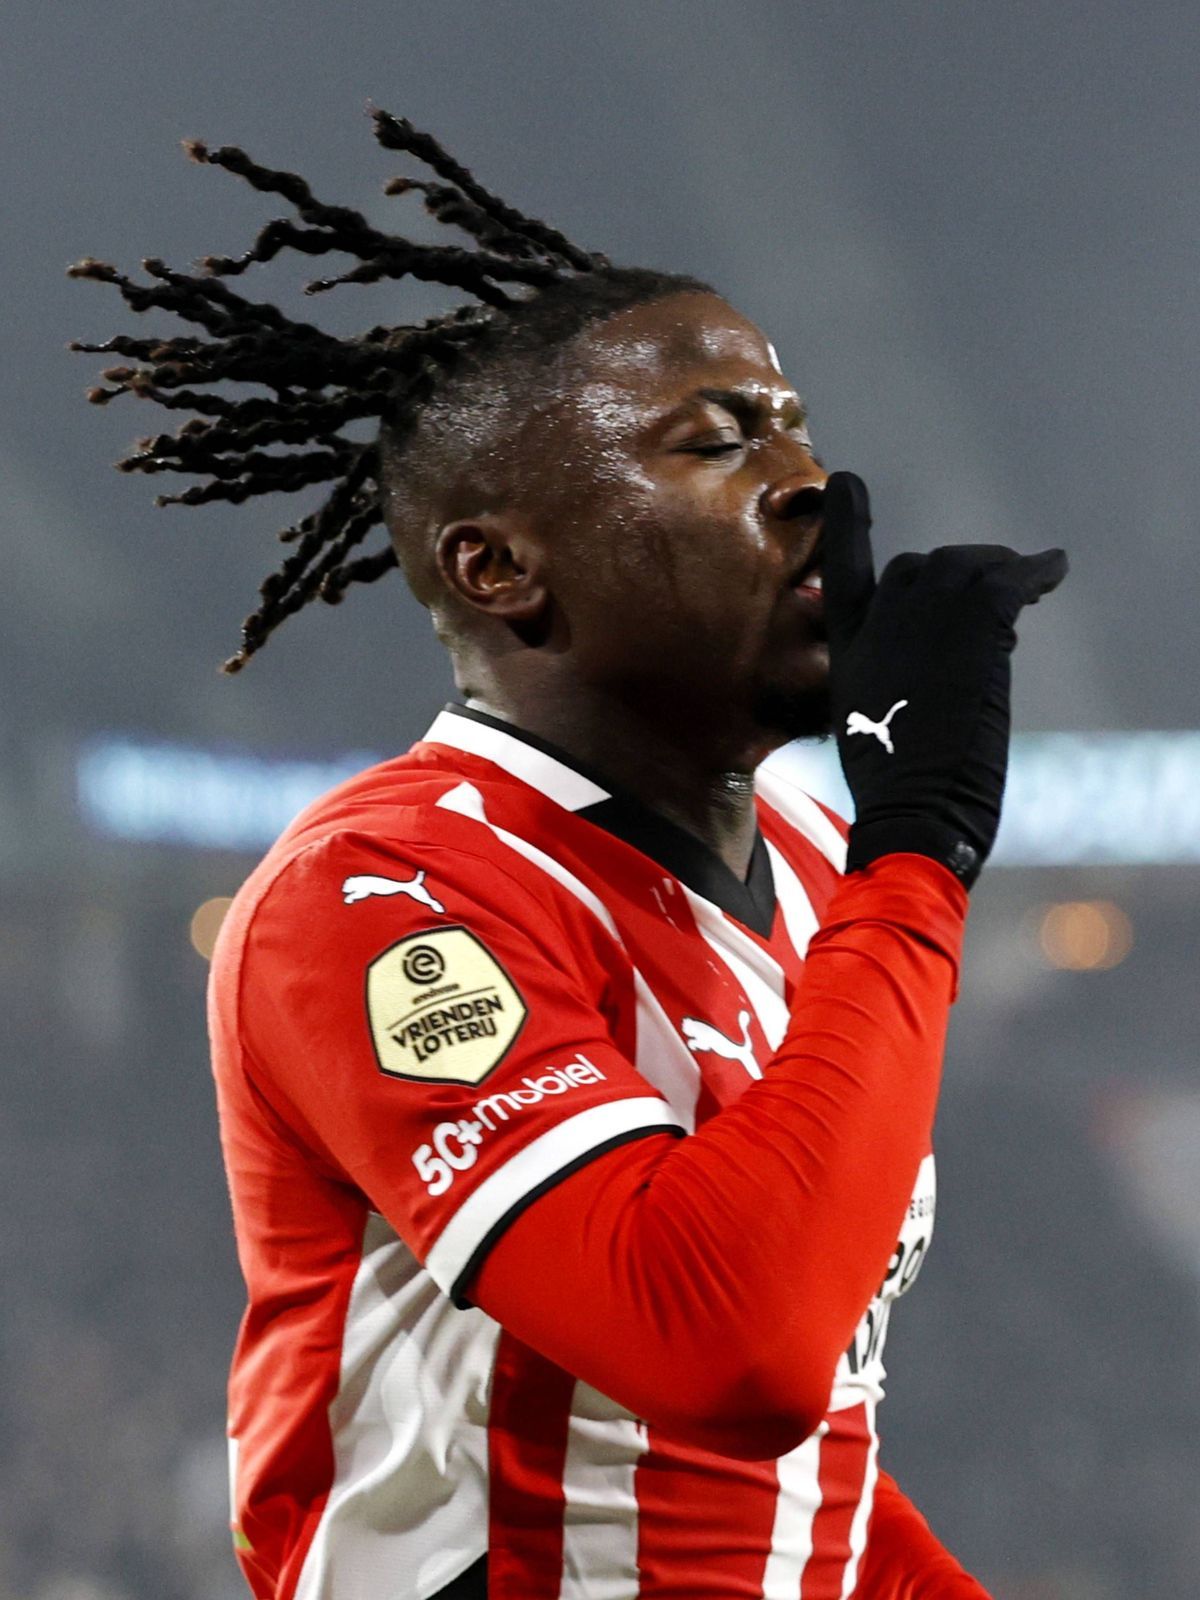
[294,1213,497,1600]
[424,1096,685,1297]
[226,1434,239,1535]
[841,1411,881,1600]
[437,781,704,1130]
[632,974,705,1132]
[760,1422,827,1599]
[764,837,821,957]
[755,766,849,871]
[559,1381,648,1600]
[427,709,608,810]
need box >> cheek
[633,523,780,664]
[549,467,777,631]
[549,474,668,596]
[666,506,779,614]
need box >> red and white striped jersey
[209,705,939,1600]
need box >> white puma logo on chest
[681,1009,758,1075]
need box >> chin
[750,679,833,743]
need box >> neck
[463,684,776,880]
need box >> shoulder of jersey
[244,748,471,869]
[282,750,459,848]
[235,748,562,937]
[220,755,557,1086]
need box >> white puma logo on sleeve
[845,699,909,755]
[680,1010,758,1076]
[341,871,446,913]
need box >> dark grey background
[4,4,1197,1597]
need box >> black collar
[441,704,777,938]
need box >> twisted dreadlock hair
[70,109,713,672]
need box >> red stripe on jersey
[757,801,843,913]
[634,1429,780,1598]
[801,1403,872,1600]
[762,911,804,985]
[487,1332,577,1599]
[811,798,851,841]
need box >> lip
[788,536,823,593]
[791,578,824,611]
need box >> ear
[435,512,550,627]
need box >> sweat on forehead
[403,293,756,478]
[568,291,776,388]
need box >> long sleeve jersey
[208,704,988,1599]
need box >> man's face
[497,291,832,753]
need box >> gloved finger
[820,470,876,649]
[874,551,927,592]
[924,545,1029,599]
[1007,548,1069,606]
[929,543,1020,575]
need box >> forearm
[471,854,966,1457]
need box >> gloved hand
[821,471,1067,887]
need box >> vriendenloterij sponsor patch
[366,925,526,1084]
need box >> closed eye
[686,440,742,457]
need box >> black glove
[821,471,1068,887]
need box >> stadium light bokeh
[76,729,1200,867]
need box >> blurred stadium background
[4,3,1198,1596]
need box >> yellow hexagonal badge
[366,925,527,1085]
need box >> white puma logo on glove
[341,871,446,913]
[681,1010,758,1075]
[846,699,909,755]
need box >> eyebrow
[688,386,808,427]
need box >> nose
[760,468,827,522]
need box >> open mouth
[789,541,823,596]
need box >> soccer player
[73,112,1066,1600]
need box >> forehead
[561,291,786,416]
